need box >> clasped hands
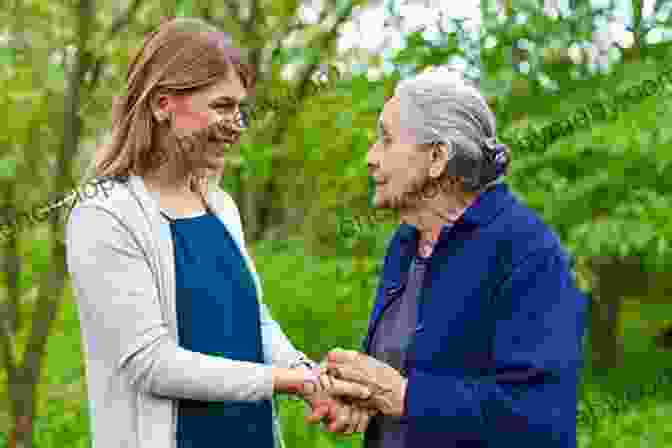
[291,348,408,434]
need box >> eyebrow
[210,95,248,105]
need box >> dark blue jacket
[362,183,587,447]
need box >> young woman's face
[153,72,248,173]
[162,74,247,138]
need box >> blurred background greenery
[1,0,672,446]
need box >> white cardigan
[65,174,309,448]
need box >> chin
[204,156,228,170]
[372,192,395,211]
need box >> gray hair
[394,67,510,192]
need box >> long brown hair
[82,17,255,191]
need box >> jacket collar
[126,173,264,302]
[383,182,514,290]
[397,182,513,245]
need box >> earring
[157,112,172,124]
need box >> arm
[66,205,310,402]
[402,247,587,442]
[214,188,375,433]
[218,188,311,368]
[259,301,316,368]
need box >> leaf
[0,156,17,179]
[0,47,16,65]
[175,0,194,17]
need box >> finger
[328,365,369,385]
[346,406,364,434]
[327,348,360,365]
[328,402,352,433]
[319,373,333,392]
[328,375,373,399]
[352,408,370,433]
[301,380,318,396]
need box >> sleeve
[402,247,587,444]
[218,189,312,368]
[65,205,275,402]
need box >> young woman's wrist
[272,366,320,395]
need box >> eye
[214,102,235,113]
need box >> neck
[400,189,478,243]
[143,162,193,196]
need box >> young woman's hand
[302,361,378,434]
[305,394,377,434]
[273,365,375,434]
[272,367,318,395]
[272,366,372,399]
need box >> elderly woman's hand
[323,348,408,417]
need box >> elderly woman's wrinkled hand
[323,348,408,417]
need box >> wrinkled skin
[324,348,408,417]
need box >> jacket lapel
[363,225,417,353]
[128,175,178,341]
[206,187,265,303]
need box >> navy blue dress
[160,209,275,448]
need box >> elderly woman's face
[366,96,433,210]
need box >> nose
[366,141,381,176]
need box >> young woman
[65,17,373,448]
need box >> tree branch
[222,0,240,21]
[294,0,353,102]
[83,0,148,96]
[244,0,259,33]
[105,0,145,41]
[653,0,669,15]
[263,0,353,147]
[0,308,17,380]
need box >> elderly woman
[323,68,588,448]
[64,18,373,448]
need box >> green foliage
[502,52,672,272]
[4,1,672,447]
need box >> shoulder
[208,185,246,240]
[212,187,239,214]
[65,177,137,237]
[490,190,571,272]
[209,185,240,219]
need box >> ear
[429,141,454,179]
[149,90,174,122]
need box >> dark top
[161,210,274,448]
[365,255,429,448]
[362,183,587,447]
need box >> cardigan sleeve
[402,247,587,444]
[66,204,275,402]
[217,189,312,368]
